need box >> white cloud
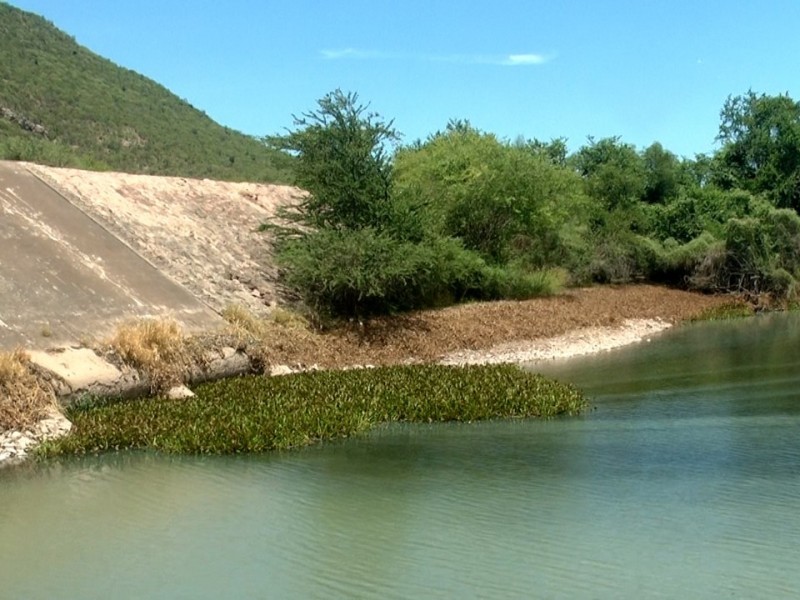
[502,53,549,66]
[321,49,552,66]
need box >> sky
[8,0,800,158]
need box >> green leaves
[39,365,586,457]
[271,89,399,232]
[717,91,800,210]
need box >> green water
[2,313,800,599]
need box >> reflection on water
[2,314,800,599]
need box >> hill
[0,2,293,182]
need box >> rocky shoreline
[440,318,672,365]
[0,407,71,465]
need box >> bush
[479,264,565,300]
[103,319,192,393]
[394,123,590,267]
[278,229,496,318]
[648,189,756,243]
[765,268,796,298]
[580,232,662,284]
[656,232,722,287]
[663,209,800,300]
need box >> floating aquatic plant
[38,364,586,456]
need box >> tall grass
[0,349,54,431]
[38,364,586,456]
[103,319,191,393]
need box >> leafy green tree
[641,142,682,204]
[394,123,589,267]
[571,137,647,211]
[516,136,569,167]
[269,89,399,232]
[716,91,800,210]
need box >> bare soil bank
[256,285,734,369]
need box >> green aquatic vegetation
[38,364,586,456]
[690,301,754,322]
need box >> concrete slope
[0,161,222,348]
[26,163,304,315]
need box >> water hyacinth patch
[38,364,586,457]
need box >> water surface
[2,313,799,598]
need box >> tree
[266,92,498,319]
[268,89,400,232]
[393,122,588,266]
[716,91,800,210]
[641,142,682,204]
[571,137,646,211]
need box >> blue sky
[9,0,800,158]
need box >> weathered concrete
[0,161,223,348]
[26,163,302,315]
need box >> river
[1,313,799,598]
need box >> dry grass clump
[270,307,309,329]
[104,319,191,393]
[220,304,321,369]
[221,304,267,338]
[0,349,54,432]
[222,304,309,336]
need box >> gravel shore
[440,317,672,365]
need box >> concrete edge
[1,344,261,468]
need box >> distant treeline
[270,89,800,321]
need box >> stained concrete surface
[0,161,222,349]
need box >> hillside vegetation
[0,3,292,182]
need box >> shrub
[479,264,565,300]
[278,228,501,318]
[765,268,796,298]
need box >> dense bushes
[393,124,589,267]
[270,94,567,320]
[270,90,800,317]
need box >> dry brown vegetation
[222,285,736,370]
[0,349,54,431]
[102,319,194,393]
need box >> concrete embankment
[0,161,223,348]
